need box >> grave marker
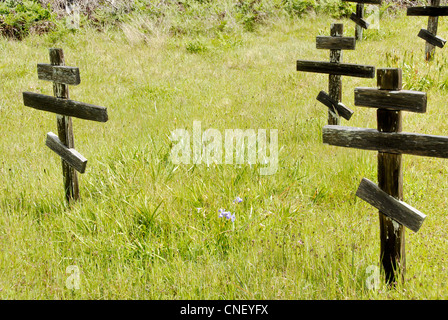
[297,23,375,125]
[407,0,447,60]
[22,48,108,203]
[342,0,382,40]
[322,68,448,284]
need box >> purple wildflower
[218,208,235,222]
[233,196,243,204]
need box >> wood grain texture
[376,106,405,285]
[322,125,448,159]
[356,178,426,233]
[296,60,375,78]
[355,3,365,40]
[418,28,446,48]
[23,92,108,122]
[37,64,81,85]
[316,90,353,120]
[354,87,427,113]
[328,23,343,125]
[49,48,79,203]
[316,36,356,50]
[377,68,402,90]
[46,132,87,174]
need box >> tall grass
[1,4,448,299]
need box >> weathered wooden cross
[297,23,375,125]
[342,0,382,41]
[322,68,448,284]
[407,0,448,61]
[22,48,108,203]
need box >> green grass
[2,7,448,299]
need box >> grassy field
[2,3,448,299]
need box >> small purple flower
[233,196,243,204]
[218,208,228,218]
[218,208,235,222]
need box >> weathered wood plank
[316,90,354,120]
[23,92,108,122]
[355,3,365,40]
[356,178,426,233]
[354,87,427,113]
[316,36,356,50]
[418,28,446,48]
[297,60,375,78]
[407,6,448,16]
[49,48,80,203]
[377,68,402,90]
[376,82,405,285]
[322,125,448,159]
[328,23,343,125]
[425,0,442,61]
[46,132,87,174]
[37,64,81,85]
[342,0,382,4]
[350,12,369,29]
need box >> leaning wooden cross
[22,48,108,203]
[342,0,382,40]
[407,0,448,61]
[297,23,375,125]
[323,68,448,284]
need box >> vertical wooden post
[355,3,364,41]
[49,48,79,203]
[426,0,441,61]
[328,23,343,125]
[376,68,405,284]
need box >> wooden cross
[297,23,375,125]
[407,0,448,61]
[22,48,108,204]
[322,68,448,284]
[342,0,382,40]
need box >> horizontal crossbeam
[354,87,427,113]
[296,61,375,78]
[316,36,356,50]
[356,178,426,233]
[322,125,448,158]
[342,0,382,3]
[23,92,108,122]
[37,64,81,85]
[407,6,448,16]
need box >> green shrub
[0,0,54,40]
[186,39,208,53]
[282,0,317,17]
[316,0,353,19]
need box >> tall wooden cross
[297,23,375,125]
[22,48,108,204]
[407,0,448,61]
[322,68,448,284]
[342,0,382,40]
